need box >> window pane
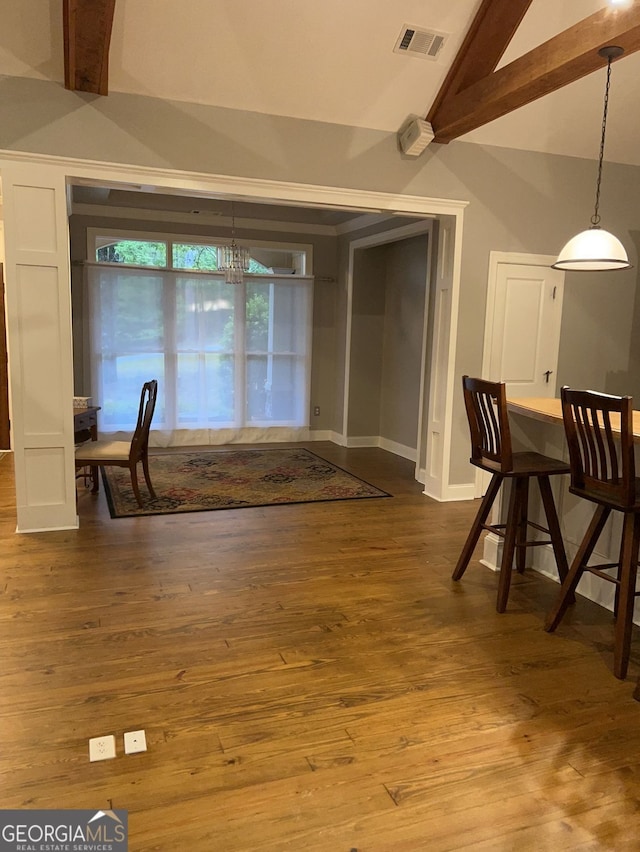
[173,243,219,270]
[246,356,269,421]
[96,239,167,266]
[92,270,165,429]
[175,276,235,352]
[174,276,236,426]
[246,355,304,423]
[243,278,311,425]
[100,354,165,430]
[245,286,270,351]
[270,356,305,422]
[245,280,308,353]
[172,243,273,273]
[102,272,164,352]
[176,353,235,425]
[248,257,271,274]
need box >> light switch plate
[89,735,116,762]
[124,729,147,754]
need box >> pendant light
[553,46,631,271]
[217,201,251,284]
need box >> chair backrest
[462,375,513,473]
[560,386,635,508]
[129,380,158,462]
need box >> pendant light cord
[591,54,614,228]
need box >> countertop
[508,396,640,441]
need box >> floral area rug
[101,448,391,518]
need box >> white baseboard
[343,434,417,462]
[308,429,337,442]
[480,532,501,573]
[530,542,633,620]
[378,437,416,462]
[17,520,80,533]
[484,540,640,623]
[423,481,476,502]
[345,435,379,448]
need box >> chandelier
[217,202,251,284]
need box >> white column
[2,161,77,531]
[423,212,471,501]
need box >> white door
[484,253,565,398]
[476,252,565,498]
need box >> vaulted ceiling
[3,1,640,166]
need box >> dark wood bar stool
[545,387,640,680]
[452,376,570,612]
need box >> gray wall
[348,246,386,437]
[378,235,427,450]
[4,78,640,486]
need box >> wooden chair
[75,380,158,508]
[545,387,640,679]
[452,376,570,612]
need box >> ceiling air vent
[393,25,448,60]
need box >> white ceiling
[1,1,638,188]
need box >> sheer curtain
[86,264,313,446]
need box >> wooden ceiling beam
[427,0,534,124]
[429,5,640,144]
[63,0,116,95]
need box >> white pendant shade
[552,227,631,271]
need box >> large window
[86,232,313,443]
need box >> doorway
[1,154,467,530]
[344,222,433,482]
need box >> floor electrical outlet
[124,729,147,754]
[89,735,116,762]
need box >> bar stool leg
[537,475,571,592]
[452,473,502,582]
[497,476,526,613]
[613,522,628,620]
[613,512,640,679]
[515,478,529,574]
[545,504,610,633]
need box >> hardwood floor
[1,444,640,851]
